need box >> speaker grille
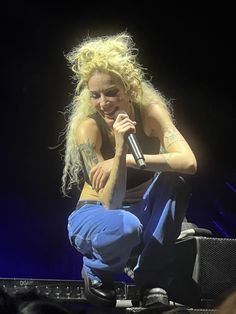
[195,237,236,298]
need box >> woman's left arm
[91,103,197,191]
[132,103,197,174]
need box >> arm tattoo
[78,140,98,176]
[163,125,185,149]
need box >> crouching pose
[62,32,197,307]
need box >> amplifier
[0,278,219,312]
[169,236,236,306]
[0,278,133,301]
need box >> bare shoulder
[76,118,101,146]
[77,118,99,137]
[140,103,173,137]
[141,102,171,119]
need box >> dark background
[0,2,235,281]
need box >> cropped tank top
[82,104,160,189]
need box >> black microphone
[127,133,146,169]
[115,110,146,169]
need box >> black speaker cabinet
[168,236,236,306]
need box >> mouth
[103,107,118,119]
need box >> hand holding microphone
[114,110,146,169]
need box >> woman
[62,32,197,307]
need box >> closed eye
[105,89,119,97]
[90,88,119,99]
[90,92,100,99]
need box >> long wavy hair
[61,32,173,196]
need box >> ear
[129,90,136,101]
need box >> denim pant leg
[131,172,192,288]
[68,204,142,282]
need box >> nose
[99,94,110,109]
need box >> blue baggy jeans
[67,172,191,288]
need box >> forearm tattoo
[163,125,185,149]
[78,140,98,175]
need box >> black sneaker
[141,287,169,308]
[81,270,116,307]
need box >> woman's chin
[104,116,115,127]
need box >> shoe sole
[82,270,116,307]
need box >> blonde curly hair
[61,32,172,196]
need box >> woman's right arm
[77,114,134,209]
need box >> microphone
[114,109,146,169]
[127,133,146,169]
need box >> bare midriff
[79,179,153,204]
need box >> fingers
[90,163,110,192]
[93,171,103,192]
[90,165,101,191]
[115,112,135,124]
[114,114,136,137]
[97,174,108,191]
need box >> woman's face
[88,71,131,127]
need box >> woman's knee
[91,212,142,263]
[122,211,143,241]
[156,172,191,193]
